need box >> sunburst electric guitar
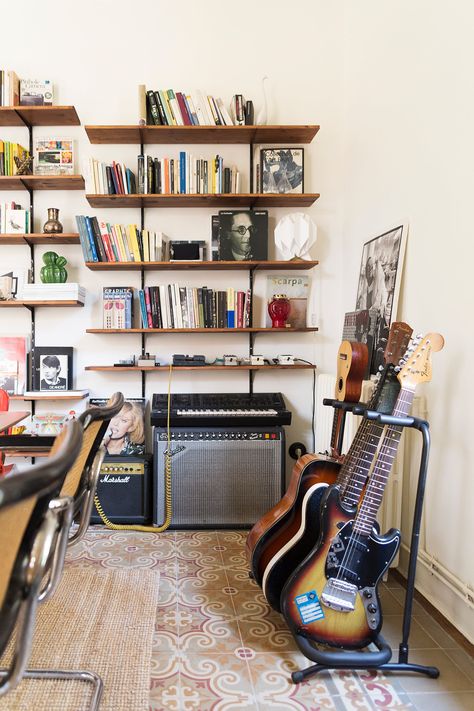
[281,333,444,649]
[261,325,412,611]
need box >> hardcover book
[34,138,74,175]
[20,78,53,106]
[90,397,147,456]
[32,346,73,392]
[265,275,310,328]
[103,287,134,329]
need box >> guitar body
[336,340,368,402]
[246,455,340,585]
[281,485,400,649]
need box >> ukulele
[246,323,412,588]
[281,333,444,649]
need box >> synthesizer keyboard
[151,392,291,427]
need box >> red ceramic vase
[268,294,291,328]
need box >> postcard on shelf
[260,148,304,194]
[90,397,147,456]
[0,336,28,395]
[32,346,73,392]
[265,274,309,328]
[34,138,74,175]
[20,79,53,106]
[218,210,268,261]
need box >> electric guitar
[281,333,444,649]
[246,323,411,588]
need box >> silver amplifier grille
[153,427,284,527]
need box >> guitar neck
[353,387,415,536]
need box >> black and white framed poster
[33,346,73,391]
[260,148,304,194]
[355,224,408,374]
[218,210,268,261]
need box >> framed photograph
[34,138,74,175]
[260,148,304,194]
[33,346,73,391]
[218,210,268,261]
[355,224,408,374]
[90,398,146,456]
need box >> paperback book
[265,275,310,328]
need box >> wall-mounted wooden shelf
[0,233,80,245]
[10,392,88,401]
[85,364,316,372]
[3,449,49,458]
[0,175,85,190]
[85,124,320,145]
[85,192,319,208]
[0,300,84,308]
[86,327,317,334]
[85,259,319,271]
[0,105,80,127]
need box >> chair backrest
[57,392,124,502]
[0,419,83,655]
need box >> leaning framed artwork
[260,148,304,194]
[355,224,408,374]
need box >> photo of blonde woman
[102,400,145,455]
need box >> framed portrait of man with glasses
[218,210,268,261]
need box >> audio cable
[93,364,174,532]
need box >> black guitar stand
[290,404,440,683]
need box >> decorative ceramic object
[268,294,291,328]
[43,208,63,234]
[256,76,269,125]
[40,251,68,283]
[274,213,317,260]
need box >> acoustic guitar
[246,323,411,588]
[330,340,368,457]
[281,333,444,649]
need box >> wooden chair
[0,420,104,708]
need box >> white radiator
[314,373,425,566]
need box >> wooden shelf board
[0,175,85,190]
[10,393,88,401]
[86,327,318,334]
[85,364,316,372]
[0,106,80,127]
[85,124,320,145]
[0,300,84,307]
[0,233,80,245]
[3,449,49,458]
[85,259,319,271]
[85,193,319,208]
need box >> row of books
[76,215,166,263]
[142,87,234,127]
[136,286,251,330]
[0,70,19,106]
[89,154,240,196]
[0,141,29,176]
[0,72,53,107]
[0,202,31,234]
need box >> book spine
[227,288,235,328]
[236,291,244,328]
[75,215,93,262]
[147,90,161,125]
[176,92,192,125]
[144,287,153,328]
[179,152,186,194]
[85,217,101,262]
[154,91,168,125]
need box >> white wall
[1,0,472,639]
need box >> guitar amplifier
[153,427,285,529]
[90,454,152,524]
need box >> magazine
[90,397,147,456]
[265,274,309,328]
[34,138,74,175]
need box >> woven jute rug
[0,566,160,711]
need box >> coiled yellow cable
[93,364,173,532]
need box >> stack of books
[144,88,234,126]
[0,202,31,233]
[0,70,19,105]
[21,283,86,304]
[137,285,251,329]
[76,215,166,263]
[0,141,30,176]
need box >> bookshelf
[0,106,80,127]
[86,364,316,372]
[84,259,319,272]
[87,327,318,334]
[0,300,84,308]
[0,233,80,245]
[86,193,319,208]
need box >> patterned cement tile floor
[65,528,474,710]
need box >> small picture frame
[260,148,304,194]
[33,346,73,391]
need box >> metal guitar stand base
[290,407,440,684]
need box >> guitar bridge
[321,578,358,611]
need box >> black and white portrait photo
[33,346,73,391]
[260,148,304,194]
[355,225,407,373]
[218,210,268,261]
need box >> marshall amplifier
[90,454,152,524]
[153,427,285,529]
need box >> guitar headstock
[384,322,413,365]
[398,332,445,391]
